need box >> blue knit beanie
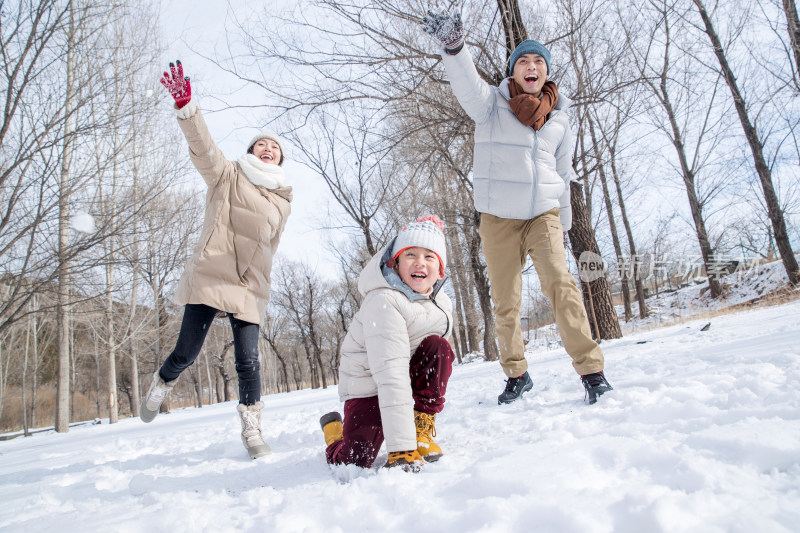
[508,39,551,76]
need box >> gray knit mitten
[422,10,465,54]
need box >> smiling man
[511,49,548,96]
[423,11,613,405]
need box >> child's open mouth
[261,153,274,162]
[524,74,538,83]
[411,273,427,279]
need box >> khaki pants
[479,209,604,377]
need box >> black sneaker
[498,371,533,404]
[581,372,613,404]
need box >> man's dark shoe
[581,371,613,404]
[498,371,533,404]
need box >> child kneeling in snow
[320,216,455,471]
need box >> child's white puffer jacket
[338,243,452,453]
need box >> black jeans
[159,303,261,405]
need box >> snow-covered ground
[616,257,795,333]
[1,298,799,532]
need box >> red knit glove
[160,60,192,109]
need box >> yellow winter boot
[414,410,443,462]
[320,411,343,446]
[384,450,426,472]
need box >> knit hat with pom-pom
[390,215,447,276]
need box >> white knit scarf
[237,154,286,189]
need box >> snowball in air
[70,212,96,233]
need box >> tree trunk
[155,290,171,411]
[22,315,31,436]
[307,294,327,389]
[577,127,595,220]
[69,312,76,422]
[55,2,77,433]
[451,226,481,353]
[314,347,327,389]
[497,0,528,60]
[610,143,647,319]
[469,210,499,360]
[0,336,6,422]
[568,182,622,340]
[652,10,722,298]
[571,113,622,338]
[693,0,799,286]
[291,358,304,390]
[305,349,319,389]
[783,0,800,84]
[215,340,236,402]
[192,363,203,408]
[31,308,39,430]
[330,337,342,386]
[670,133,723,300]
[94,327,101,417]
[450,308,465,363]
[128,310,140,417]
[204,351,215,404]
[103,173,119,424]
[588,115,631,321]
[128,85,141,418]
[155,291,168,370]
[265,334,290,393]
[444,232,467,362]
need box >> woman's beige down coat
[338,245,453,453]
[173,107,292,326]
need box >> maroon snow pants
[325,335,455,468]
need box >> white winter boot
[140,372,178,423]
[237,401,272,459]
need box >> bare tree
[0,2,78,339]
[588,112,632,321]
[285,106,402,257]
[0,1,238,431]
[261,315,293,393]
[601,108,649,318]
[691,0,799,286]
[55,0,79,433]
[137,188,201,381]
[210,338,235,402]
[272,261,332,389]
[323,274,359,381]
[621,0,736,298]
[782,0,800,85]
[497,0,528,62]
